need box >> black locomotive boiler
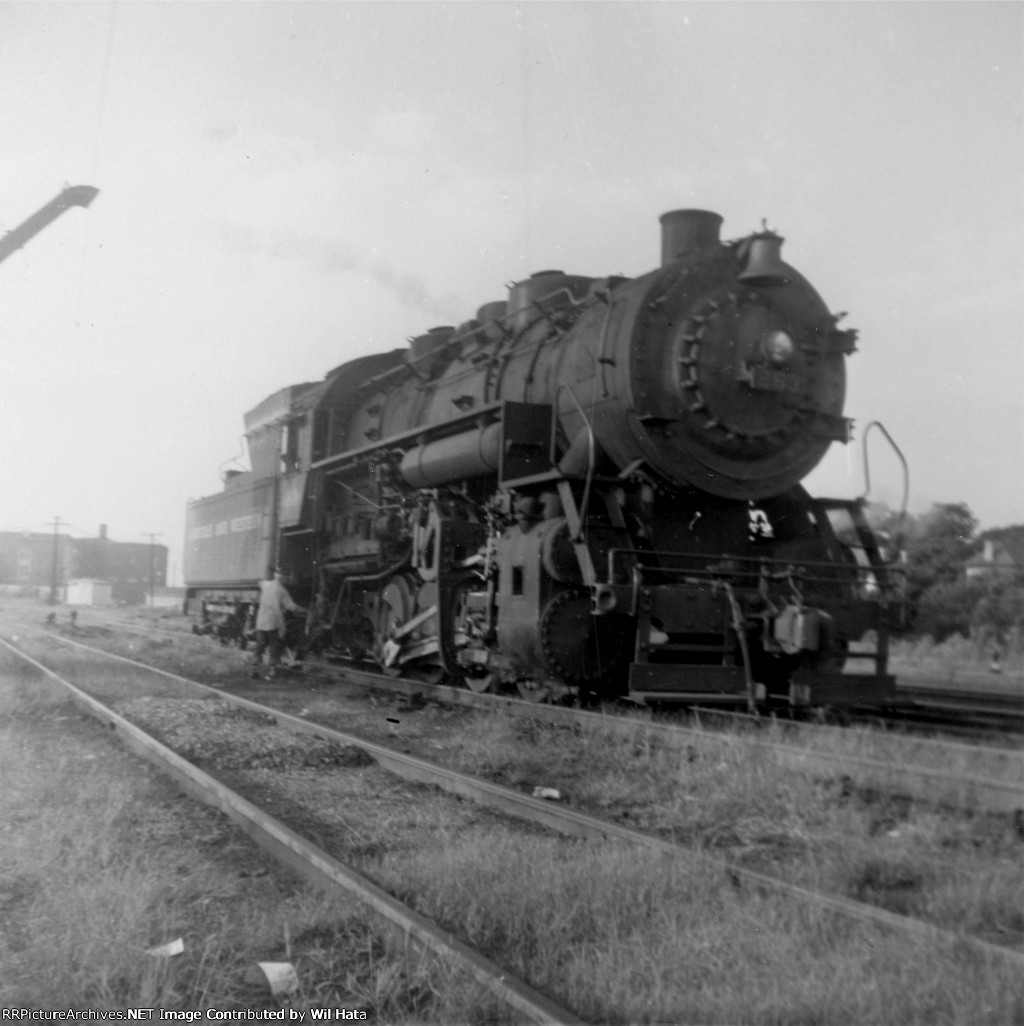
[184,209,902,708]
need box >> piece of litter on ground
[246,961,299,996]
[146,938,185,957]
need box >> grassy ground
[4,604,1024,1022]
[373,834,1023,1025]
[0,648,508,1020]
[120,712,1024,1025]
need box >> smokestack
[659,210,723,266]
[99,524,107,540]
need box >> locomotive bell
[738,230,790,288]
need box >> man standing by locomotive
[251,567,302,679]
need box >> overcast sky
[1,1,1020,584]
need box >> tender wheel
[405,661,445,685]
[515,677,552,703]
[465,671,496,694]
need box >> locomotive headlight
[762,329,795,366]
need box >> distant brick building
[0,525,168,605]
[74,526,168,605]
[0,531,74,595]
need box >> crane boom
[0,185,99,267]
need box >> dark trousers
[253,629,283,666]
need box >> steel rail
[43,609,1024,730]
[24,619,1024,813]
[17,630,1024,971]
[43,608,1024,704]
[330,667,1024,816]
[72,605,1024,732]
[894,686,1024,716]
[0,636,584,1026]
[20,619,1024,811]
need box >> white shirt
[255,578,299,633]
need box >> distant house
[965,540,1017,582]
[65,579,113,606]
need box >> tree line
[868,502,1024,653]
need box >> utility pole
[143,533,162,608]
[46,516,62,605]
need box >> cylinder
[659,209,723,266]
[399,422,502,488]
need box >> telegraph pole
[143,533,162,608]
[46,516,62,605]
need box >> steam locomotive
[184,209,901,708]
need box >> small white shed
[65,579,113,606]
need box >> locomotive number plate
[738,362,800,394]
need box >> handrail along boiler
[184,209,902,707]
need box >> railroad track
[15,612,1024,816]
[5,627,1024,988]
[329,665,1024,815]
[0,633,582,1025]
[53,606,1024,738]
[889,683,1023,726]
